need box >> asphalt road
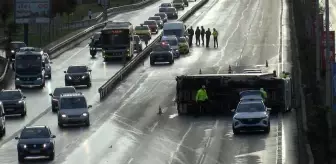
[0,0,300,163]
[0,0,200,146]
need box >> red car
[142,20,159,34]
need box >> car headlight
[52,99,58,101]
[20,144,27,148]
[37,77,42,80]
[127,49,130,52]
[82,75,86,79]
[18,100,23,104]
[82,113,88,117]
[15,77,20,80]
[11,50,15,53]
[67,76,72,80]
[43,143,49,148]
[61,114,67,118]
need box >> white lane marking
[149,121,159,132]
[276,113,283,164]
[168,124,193,164]
[128,158,134,164]
[58,45,89,66]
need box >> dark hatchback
[160,7,178,19]
[150,42,174,65]
[155,13,168,23]
[7,41,26,60]
[15,126,56,162]
[0,89,27,117]
[64,66,92,88]
[49,86,76,112]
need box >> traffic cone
[199,69,202,74]
[266,60,268,67]
[158,106,163,115]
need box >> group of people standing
[186,26,218,48]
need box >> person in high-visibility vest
[196,85,209,116]
[260,88,267,102]
[281,71,287,78]
[212,28,218,48]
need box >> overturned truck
[175,73,292,115]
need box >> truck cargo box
[175,73,292,115]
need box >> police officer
[201,26,205,45]
[260,88,267,102]
[188,26,194,46]
[196,85,209,116]
[212,28,218,48]
[195,26,201,45]
[205,28,211,48]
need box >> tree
[51,0,77,17]
[0,0,13,26]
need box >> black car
[89,32,102,48]
[155,13,168,23]
[133,35,143,52]
[0,89,27,117]
[49,86,76,112]
[148,16,164,28]
[162,7,178,19]
[15,126,56,162]
[64,66,92,88]
[7,41,26,60]
[150,42,174,65]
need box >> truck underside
[176,73,290,115]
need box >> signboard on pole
[14,0,51,24]
[321,31,335,70]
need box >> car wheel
[18,155,25,162]
[21,110,26,117]
[49,152,55,160]
[49,75,52,79]
[87,82,92,88]
[233,128,240,134]
[58,123,63,128]
[182,7,184,10]
[169,60,174,64]
[265,125,270,133]
[85,120,90,127]
[15,85,20,89]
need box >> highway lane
[0,0,297,163]
[0,0,201,146]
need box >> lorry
[96,21,134,61]
[162,21,187,39]
[14,51,45,89]
[175,72,292,115]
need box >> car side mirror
[231,109,235,112]
[50,61,53,64]
[23,96,26,99]
[49,93,53,97]
[15,137,19,140]
[89,70,92,72]
[63,71,66,73]
[267,108,272,111]
[51,135,56,138]
[88,105,92,108]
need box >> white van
[163,21,187,39]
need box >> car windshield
[53,88,76,97]
[144,21,156,25]
[162,39,178,46]
[167,8,176,12]
[20,47,42,52]
[236,102,265,112]
[11,43,26,49]
[155,14,165,19]
[161,3,171,7]
[159,8,167,12]
[20,128,50,139]
[135,26,149,30]
[0,91,22,100]
[67,66,87,73]
[178,38,187,42]
[60,97,87,109]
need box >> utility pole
[325,0,331,107]
[316,0,320,82]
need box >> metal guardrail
[46,0,159,58]
[98,0,209,100]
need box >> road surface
[0,0,300,163]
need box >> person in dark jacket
[188,26,194,46]
[205,28,211,48]
[195,27,201,45]
[201,26,205,45]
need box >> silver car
[231,99,271,134]
[148,16,163,28]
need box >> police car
[231,99,271,134]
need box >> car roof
[60,92,84,98]
[240,95,263,100]
[135,25,149,28]
[145,20,156,23]
[1,89,21,92]
[54,86,75,90]
[68,65,87,68]
[156,12,167,15]
[24,125,48,129]
[11,41,25,44]
[149,16,161,18]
